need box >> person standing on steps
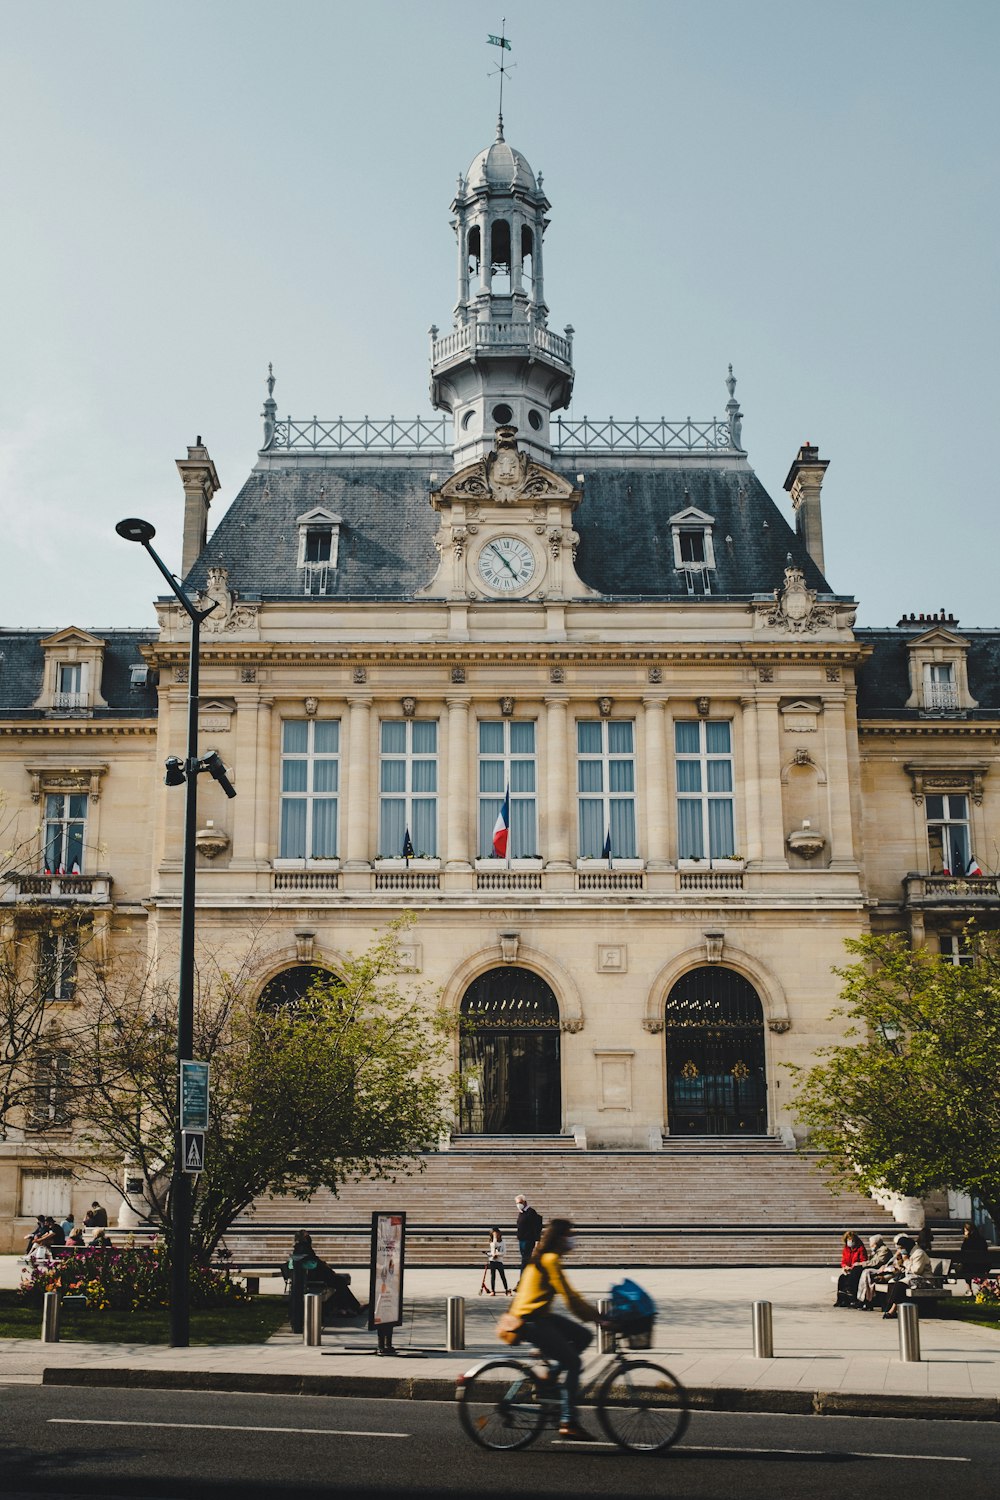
[515,1194,543,1272]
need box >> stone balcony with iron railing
[903,871,1000,911]
[2,872,114,904]
[261,411,739,456]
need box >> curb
[40,1366,1000,1422]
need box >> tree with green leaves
[54,916,454,1257]
[789,930,1000,1231]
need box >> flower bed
[19,1244,249,1312]
[973,1276,1000,1306]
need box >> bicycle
[455,1316,689,1455]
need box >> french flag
[967,853,983,876]
[492,787,510,859]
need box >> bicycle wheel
[596,1357,690,1453]
[457,1359,546,1451]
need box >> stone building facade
[1,124,997,1250]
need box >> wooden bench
[873,1258,953,1315]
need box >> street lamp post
[115,517,233,1347]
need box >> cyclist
[507,1216,601,1441]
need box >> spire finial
[724,363,744,451]
[496,113,505,141]
[261,363,278,451]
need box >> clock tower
[429,119,575,469]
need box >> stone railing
[2,873,113,903]
[431,320,573,367]
[903,872,1000,906]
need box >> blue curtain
[708,800,735,858]
[677,801,703,859]
[311,800,338,858]
[280,800,307,859]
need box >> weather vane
[487,21,514,133]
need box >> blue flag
[603,828,613,867]
[402,827,415,863]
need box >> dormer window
[33,628,107,717]
[903,624,977,713]
[296,507,342,595]
[669,505,715,595]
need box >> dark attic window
[678,529,706,565]
[304,528,332,564]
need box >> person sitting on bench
[882,1234,932,1318]
[288,1231,361,1318]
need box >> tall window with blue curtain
[478,720,538,857]
[279,719,340,859]
[576,720,637,858]
[675,719,735,859]
[43,793,86,874]
[379,720,438,857]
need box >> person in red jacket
[835,1229,868,1306]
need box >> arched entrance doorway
[459,967,561,1134]
[259,964,331,1009]
[664,967,767,1135]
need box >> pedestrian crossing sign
[182,1130,205,1173]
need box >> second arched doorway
[459,966,562,1134]
[664,967,767,1135]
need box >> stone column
[344,695,372,869]
[739,696,763,864]
[532,212,545,309]
[823,693,857,869]
[756,695,787,868]
[445,696,471,869]
[543,695,571,869]
[642,697,668,866]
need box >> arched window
[459,966,561,1134]
[259,964,332,1010]
[664,968,767,1135]
[490,219,511,294]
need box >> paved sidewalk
[3,1260,999,1420]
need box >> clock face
[477,536,536,593]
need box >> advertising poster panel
[368,1211,406,1332]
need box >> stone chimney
[176,437,221,576]
[783,442,829,576]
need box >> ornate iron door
[459,966,561,1134]
[664,968,767,1135]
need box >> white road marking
[48,1418,409,1439]
[683,1444,969,1463]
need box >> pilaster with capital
[230,691,267,867]
[445,696,471,868]
[252,698,275,864]
[543,695,571,868]
[822,693,857,868]
[739,696,763,864]
[756,694,788,867]
[642,697,668,865]
[344,695,372,868]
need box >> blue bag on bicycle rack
[610,1278,656,1347]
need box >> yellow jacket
[510,1252,597,1322]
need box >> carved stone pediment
[434,426,577,510]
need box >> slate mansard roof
[185,455,835,602]
[0,630,158,719]
[856,629,1000,719]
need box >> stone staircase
[227,1139,902,1267]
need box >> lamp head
[116,517,156,544]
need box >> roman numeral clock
[420,426,594,603]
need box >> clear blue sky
[2,0,997,628]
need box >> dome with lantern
[464,121,538,194]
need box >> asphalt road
[1,1385,997,1500]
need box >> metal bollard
[446,1295,465,1351]
[41,1290,60,1343]
[303,1292,323,1347]
[752,1300,774,1359]
[897,1301,921,1362]
[597,1295,614,1354]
